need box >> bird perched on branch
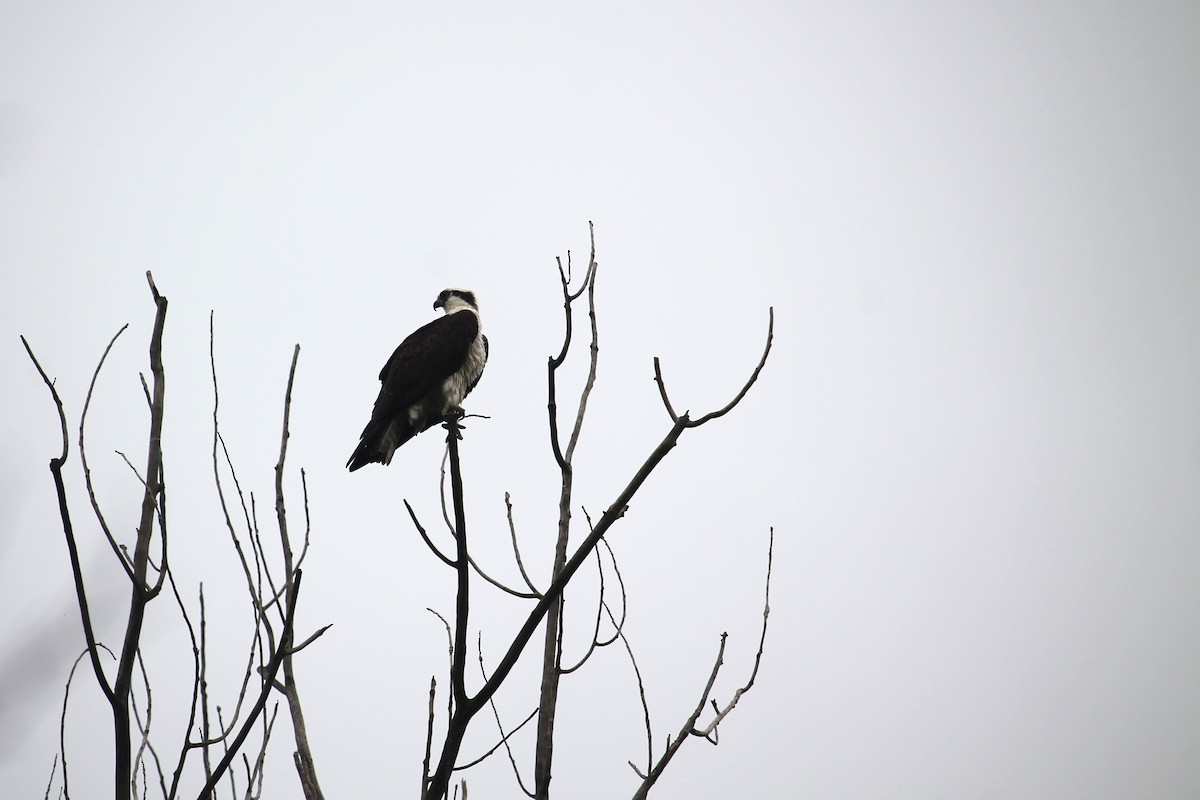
[346,288,488,471]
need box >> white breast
[440,321,487,409]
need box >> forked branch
[630,528,774,799]
[22,336,115,704]
[196,570,304,800]
[654,307,774,427]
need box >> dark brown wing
[368,311,480,426]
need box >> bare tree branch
[130,647,169,800]
[78,323,136,579]
[504,493,542,597]
[59,645,114,800]
[692,527,773,739]
[425,606,457,740]
[407,500,456,567]
[454,635,537,798]
[630,527,774,798]
[422,677,438,800]
[103,271,170,800]
[210,313,268,620]
[426,265,772,796]
[247,704,280,800]
[630,635,727,800]
[654,307,774,427]
[42,753,59,800]
[270,343,326,800]
[468,553,541,600]
[27,271,170,800]
[557,545,609,676]
[537,222,600,799]
[564,223,600,464]
[453,706,539,777]
[164,572,202,800]
[287,625,332,657]
[196,570,304,800]
[614,600,654,780]
[22,336,115,704]
[423,415,474,800]
[596,536,628,648]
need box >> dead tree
[411,225,775,799]
[24,233,770,799]
[24,272,324,800]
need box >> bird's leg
[442,406,466,440]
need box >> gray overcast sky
[2,2,1198,798]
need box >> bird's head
[434,288,479,315]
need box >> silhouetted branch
[196,570,304,800]
[288,625,332,657]
[454,705,539,778]
[248,704,280,800]
[558,545,609,675]
[426,489,535,599]
[440,440,532,598]
[537,222,600,798]
[271,343,326,800]
[422,677,438,800]
[454,635,537,797]
[597,536,628,647]
[427,607,456,728]
[59,645,114,800]
[547,221,598,470]
[42,753,59,800]
[615,600,654,780]
[504,493,542,597]
[630,635,726,800]
[78,323,135,579]
[163,572,201,800]
[22,336,115,705]
[419,226,773,799]
[102,271,169,800]
[468,553,540,600]
[295,468,313,571]
[447,418,471,709]
[693,527,773,738]
[424,415,473,800]
[654,307,774,427]
[130,648,168,800]
[630,528,774,798]
[210,313,267,621]
[208,320,275,747]
[27,272,169,800]
[405,500,456,567]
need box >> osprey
[346,288,488,471]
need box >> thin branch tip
[145,271,161,302]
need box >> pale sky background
[2,2,1198,798]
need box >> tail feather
[346,418,417,471]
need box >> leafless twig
[196,570,304,800]
[653,307,774,427]
[504,493,542,597]
[42,752,59,800]
[537,222,600,798]
[272,343,326,800]
[406,500,456,567]
[693,527,773,739]
[418,227,775,799]
[630,527,774,798]
[78,323,135,579]
[454,635,537,798]
[22,337,114,705]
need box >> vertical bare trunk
[274,345,325,800]
[533,467,572,798]
[112,275,168,800]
